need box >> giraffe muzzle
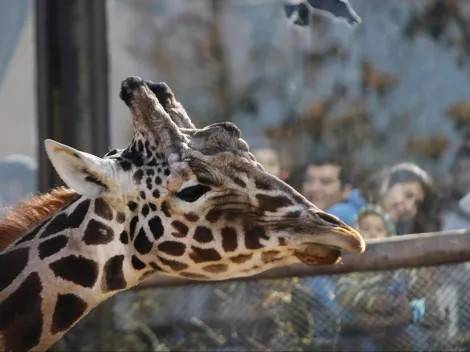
[291,210,365,265]
[313,211,365,253]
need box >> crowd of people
[254,141,470,237]
[253,141,470,350]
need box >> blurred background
[2,0,470,350]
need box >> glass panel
[42,0,470,350]
[107,0,470,235]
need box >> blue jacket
[326,188,367,226]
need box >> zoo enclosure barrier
[55,230,470,351]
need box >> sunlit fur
[0,188,78,250]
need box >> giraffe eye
[176,184,211,203]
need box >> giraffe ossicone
[0,76,365,352]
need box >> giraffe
[0,76,365,352]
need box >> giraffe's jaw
[289,221,365,265]
[294,244,342,265]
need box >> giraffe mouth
[294,244,342,265]
[289,224,365,265]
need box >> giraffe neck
[0,196,149,352]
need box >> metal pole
[35,0,109,193]
[137,229,470,289]
[89,0,110,157]
[35,0,57,193]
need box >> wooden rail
[136,229,470,289]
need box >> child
[336,205,410,350]
[336,204,432,351]
[354,204,396,239]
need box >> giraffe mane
[0,187,78,250]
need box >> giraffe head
[44,76,365,282]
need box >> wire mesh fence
[53,261,470,351]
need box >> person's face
[301,164,351,210]
[381,181,424,222]
[356,214,388,240]
[252,148,281,177]
[452,157,470,199]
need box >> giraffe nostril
[315,212,345,227]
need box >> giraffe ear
[44,139,112,197]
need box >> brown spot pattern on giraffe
[171,220,188,238]
[102,255,127,292]
[116,212,126,224]
[244,225,269,250]
[203,264,228,273]
[119,230,129,244]
[184,213,199,222]
[148,216,164,240]
[158,256,189,271]
[66,199,92,227]
[49,255,99,288]
[15,217,50,246]
[254,177,272,190]
[51,293,87,334]
[129,216,139,241]
[149,262,162,271]
[233,177,246,188]
[131,255,147,270]
[141,204,150,217]
[134,228,153,254]
[132,169,144,184]
[189,246,222,263]
[261,250,281,263]
[83,219,115,245]
[94,198,113,220]
[161,201,171,217]
[158,241,186,256]
[221,227,237,252]
[205,208,223,223]
[256,194,293,212]
[193,226,213,243]
[40,213,68,239]
[286,210,301,218]
[127,201,138,211]
[0,247,29,291]
[0,272,43,351]
[40,199,90,239]
[229,253,253,264]
[38,235,68,260]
